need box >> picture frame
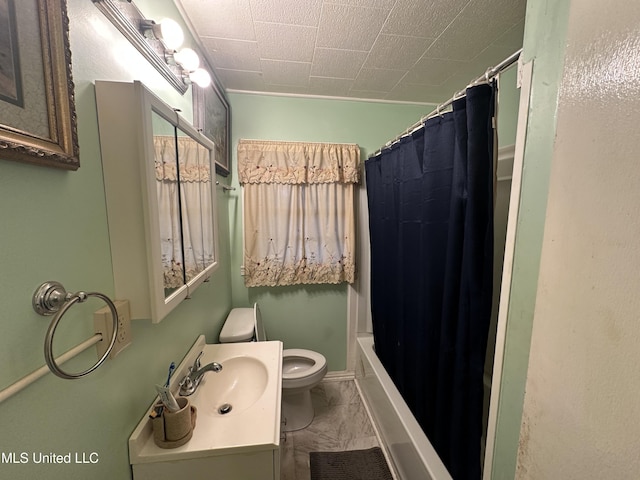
[192,73,230,177]
[0,0,79,170]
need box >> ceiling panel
[317,4,389,51]
[261,59,312,87]
[180,0,255,40]
[175,0,527,104]
[200,37,262,71]
[364,34,436,70]
[353,67,407,92]
[254,22,317,62]
[311,48,369,79]
[382,0,471,38]
[251,0,323,25]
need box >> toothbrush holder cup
[152,397,197,448]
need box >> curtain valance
[154,136,212,183]
[238,139,360,185]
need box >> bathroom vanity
[129,336,283,480]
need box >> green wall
[227,93,431,371]
[491,1,571,478]
[0,1,231,479]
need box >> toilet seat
[282,349,327,390]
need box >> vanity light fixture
[92,0,214,95]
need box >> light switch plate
[94,299,132,359]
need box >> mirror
[152,111,185,299]
[177,128,206,284]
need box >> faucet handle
[192,351,204,371]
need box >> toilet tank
[219,308,255,342]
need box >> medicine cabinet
[95,80,219,323]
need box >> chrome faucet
[178,351,223,396]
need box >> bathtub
[355,335,452,480]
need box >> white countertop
[129,336,283,464]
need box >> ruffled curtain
[155,135,213,289]
[238,139,360,287]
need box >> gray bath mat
[310,447,393,480]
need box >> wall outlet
[94,299,132,359]
[240,265,246,276]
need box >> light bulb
[155,19,184,50]
[173,48,200,72]
[189,68,212,88]
[146,18,184,50]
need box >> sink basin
[128,336,283,465]
[196,356,269,415]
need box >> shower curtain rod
[369,48,522,158]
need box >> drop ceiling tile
[308,76,354,97]
[382,0,470,38]
[261,59,311,87]
[364,34,435,70]
[387,82,456,104]
[180,0,255,41]
[317,4,388,51]
[328,0,396,8]
[311,48,368,79]
[441,70,485,93]
[254,22,317,62]
[200,37,261,71]
[424,15,512,61]
[404,57,466,85]
[492,20,525,49]
[462,0,525,26]
[250,0,322,26]
[215,69,265,91]
[353,68,406,92]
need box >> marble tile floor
[280,379,394,480]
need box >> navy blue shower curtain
[365,83,496,480]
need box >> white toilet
[219,303,328,431]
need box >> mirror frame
[140,84,218,322]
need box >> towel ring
[33,281,118,380]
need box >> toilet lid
[219,308,255,342]
[282,349,327,380]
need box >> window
[238,139,360,287]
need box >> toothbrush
[164,362,176,387]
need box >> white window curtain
[154,135,213,289]
[238,139,360,287]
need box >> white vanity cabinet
[95,81,219,323]
[132,449,280,480]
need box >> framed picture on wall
[0,0,79,170]
[193,73,230,177]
